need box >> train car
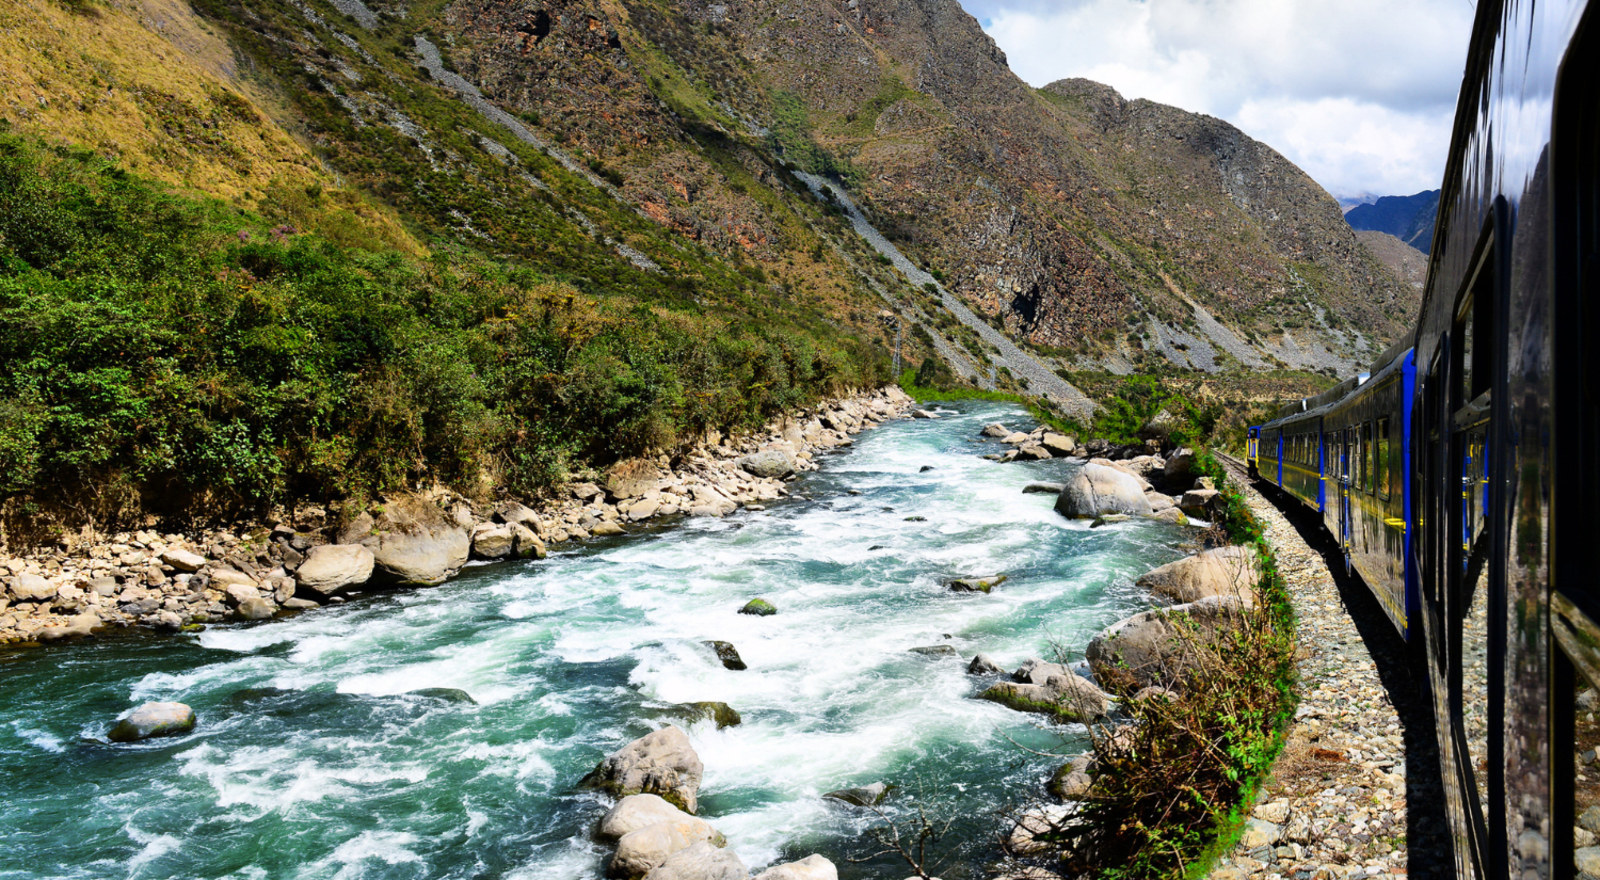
[1406,0,1599,875]
[1320,345,1417,639]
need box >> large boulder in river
[1054,463,1154,519]
[348,497,471,586]
[1085,596,1251,696]
[754,855,840,880]
[640,841,747,880]
[294,544,375,594]
[979,674,1110,723]
[611,821,726,879]
[582,725,704,814]
[1041,433,1076,457]
[1136,546,1260,605]
[736,450,796,479]
[1163,448,1197,481]
[471,523,515,559]
[108,702,196,742]
[600,795,722,843]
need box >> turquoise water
[0,401,1191,879]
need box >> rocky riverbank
[1205,460,1448,880]
[0,387,915,646]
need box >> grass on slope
[0,133,887,530]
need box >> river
[0,401,1193,880]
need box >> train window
[1377,417,1391,498]
[1362,421,1375,494]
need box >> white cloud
[964,0,1475,197]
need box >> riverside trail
[0,401,1201,879]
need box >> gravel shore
[1208,459,1452,880]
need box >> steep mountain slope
[5,0,1418,408]
[1345,189,1440,254]
[1355,230,1428,294]
[436,0,1416,376]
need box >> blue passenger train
[1246,0,1598,876]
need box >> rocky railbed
[0,387,915,646]
[1206,459,1450,880]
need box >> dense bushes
[0,135,885,522]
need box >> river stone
[582,725,704,814]
[1239,818,1281,849]
[36,612,100,642]
[1041,433,1075,456]
[738,598,777,616]
[1085,596,1251,695]
[736,450,795,479]
[912,409,939,419]
[1577,847,1600,877]
[607,459,666,500]
[627,497,662,521]
[1164,448,1196,481]
[1055,463,1154,518]
[1048,764,1093,799]
[237,596,276,620]
[1001,432,1031,445]
[610,819,723,880]
[508,522,547,559]
[909,645,959,657]
[753,855,838,880]
[1012,658,1069,684]
[350,497,471,586]
[407,687,476,704]
[1179,488,1221,518]
[471,523,514,559]
[978,677,1108,723]
[968,654,1005,675]
[1145,491,1176,513]
[592,521,627,537]
[211,568,258,589]
[1090,514,1130,527]
[981,423,1011,438]
[1150,508,1190,526]
[1136,546,1260,606]
[1017,444,1052,460]
[108,701,196,742]
[641,841,746,880]
[824,782,891,807]
[947,574,1006,593]
[599,794,715,842]
[294,544,375,594]
[702,640,747,670]
[160,548,207,572]
[1022,482,1064,495]
[10,573,55,603]
[663,701,742,729]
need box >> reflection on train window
[1377,417,1391,498]
[1363,422,1376,494]
[1571,668,1600,868]
[1462,562,1493,829]
[1460,296,1475,406]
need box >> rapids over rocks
[0,402,1197,879]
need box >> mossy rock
[947,574,1007,593]
[824,781,894,806]
[904,515,927,522]
[659,701,742,729]
[1090,514,1130,528]
[108,702,196,743]
[738,598,777,616]
[909,645,960,658]
[977,682,1095,723]
[1047,762,1093,800]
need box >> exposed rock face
[1055,464,1155,518]
[294,544,375,594]
[583,725,705,814]
[108,701,196,742]
[351,497,471,586]
[1136,546,1260,605]
[470,523,515,559]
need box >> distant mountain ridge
[1345,190,1440,254]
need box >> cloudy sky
[956,0,1477,199]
